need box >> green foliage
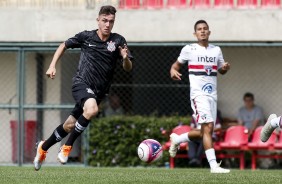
[88,116,190,167]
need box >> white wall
[0,9,281,42]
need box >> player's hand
[46,67,56,79]
[170,69,182,80]
[119,44,128,60]
[222,62,230,71]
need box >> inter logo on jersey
[107,41,116,52]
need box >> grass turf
[0,166,281,184]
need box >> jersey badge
[86,88,94,95]
[202,83,213,94]
[204,65,213,75]
[107,41,116,52]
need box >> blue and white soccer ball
[137,139,163,163]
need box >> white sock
[175,132,190,144]
[205,148,217,169]
[270,116,281,128]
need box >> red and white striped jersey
[177,43,225,100]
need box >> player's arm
[119,44,132,72]
[218,62,230,75]
[170,61,183,80]
[46,42,67,79]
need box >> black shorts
[70,83,105,119]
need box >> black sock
[42,124,68,151]
[65,115,90,146]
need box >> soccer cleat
[260,114,277,142]
[33,141,47,171]
[169,133,180,158]
[57,145,72,164]
[210,161,230,174]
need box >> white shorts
[191,95,217,124]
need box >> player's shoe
[260,114,277,142]
[210,161,230,174]
[169,133,180,158]
[33,141,47,171]
[57,145,72,164]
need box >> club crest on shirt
[204,65,213,75]
[86,88,94,95]
[107,41,116,52]
[202,83,213,94]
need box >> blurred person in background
[104,93,124,116]
[33,5,133,171]
[237,92,264,140]
[169,20,230,173]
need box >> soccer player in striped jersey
[169,20,231,173]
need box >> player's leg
[33,104,82,171]
[204,97,229,173]
[169,98,203,157]
[58,98,99,164]
[260,114,280,142]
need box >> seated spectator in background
[237,92,264,139]
[104,93,124,116]
[188,110,222,167]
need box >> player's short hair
[243,92,254,101]
[99,5,117,16]
[194,20,209,32]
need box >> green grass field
[0,166,281,184]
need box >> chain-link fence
[1,43,282,166]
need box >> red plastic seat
[217,126,248,170]
[214,0,234,8]
[261,0,280,8]
[166,0,187,8]
[119,0,141,9]
[248,126,277,170]
[237,0,257,8]
[274,131,282,149]
[143,0,164,9]
[248,126,276,149]
[220,126,248,148]
[189,0,211,8]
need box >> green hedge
[88,116,190,167]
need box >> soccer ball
[137,139,163,163]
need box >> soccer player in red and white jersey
[169,20,231,173]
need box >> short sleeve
[217,47,225,69]
[65,31,86,49]
[177,45,190,64]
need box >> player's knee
[83,98,99,118]
[83,106,98,118]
